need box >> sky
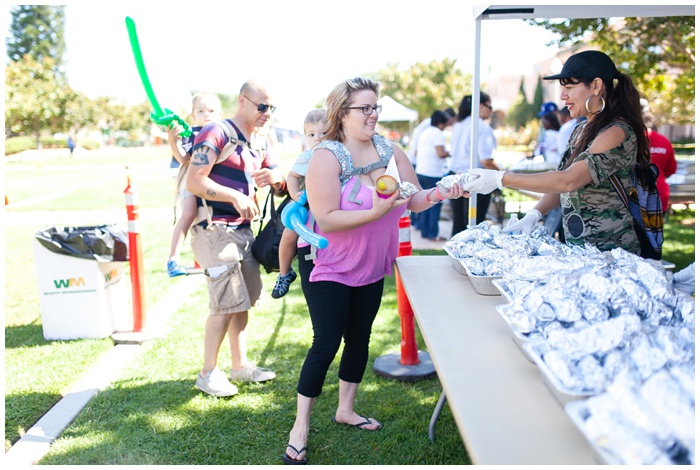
[4,1,563,130]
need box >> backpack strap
[315,134,394,204]
[216,119,251,164]
[609,172,631,210]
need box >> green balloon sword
[125,16,191,137]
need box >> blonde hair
[323,77,380,142]
[191,92,221,113]
[304,109,328,133]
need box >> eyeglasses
[346,104,382,115]
[243,95,276,114]
[482,103,493,110]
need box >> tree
[528,16,695,124]
[506,78,532,130]
[5,55,76,146]
[92,98,151,140]
[373,58,472,122]
[64,92,102,136]
[6,5,66,79]
[531,77,544,118]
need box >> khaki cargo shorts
[190,224,262,315]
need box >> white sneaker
[229,364,276,382]
[196,367,239,397]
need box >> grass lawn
[4,145,694,464]
[5,146,468,464]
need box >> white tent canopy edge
[466,4,696,225]
[377,95,419,123]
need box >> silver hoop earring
[585,95,606,115]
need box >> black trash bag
[35,224,129,262]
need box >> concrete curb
[4,274,202,466]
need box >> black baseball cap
[544,50,619,81]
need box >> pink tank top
[309,175,404,286]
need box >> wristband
[425,188,440,204]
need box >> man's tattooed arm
[191,147,210,166]
[187,146,219,199]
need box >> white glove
[462,169,504,194]
[505,209,542,235]
[673,263,695,295]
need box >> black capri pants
[296,245,384,398]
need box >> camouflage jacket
[559,120,641,255]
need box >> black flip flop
[282,444,307,465]
[332,415,383,431]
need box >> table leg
[429,390,447,442]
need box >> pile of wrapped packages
[444,223,695,465]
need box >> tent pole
[468,14,482,227]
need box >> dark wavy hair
[541,112,561,131]
[456,92,491,122]
[562,73,649,166]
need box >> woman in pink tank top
[282,77,465,465]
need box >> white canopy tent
[468,4,695,225]
[377,95,419,123]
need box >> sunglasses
[482,103,493,110]
[347,104,382,115]
[243,95,276,114]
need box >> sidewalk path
[4,274,202,466]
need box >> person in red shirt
[643,112,677,215]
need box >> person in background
[408,107,456,227]
[67,136,76,156]
[447,92,498,233]
[532,102,558,156]
[186,80,287,397]
[463,50,650,256]
[271,109,328,299]
[557,106,579,156]
[443,107,457,127]
[643,111,677,217]
[538,101,558,118]
[534,111,561,164]
[166,92,222,277]
[407,108,456,167]
[415,110,451,241]
[282,77,464,465]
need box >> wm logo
[104,269,119,283]
[53,277,86,289]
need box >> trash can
[33,224,132,340]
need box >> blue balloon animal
[281,190,329,249]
